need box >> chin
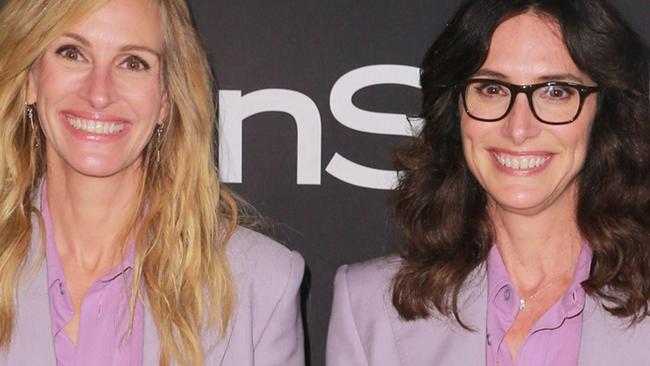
[67,156,140,179]
[489,189,553,214]
[71,165,123,178]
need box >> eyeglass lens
[464,80,582,124]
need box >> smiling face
[27,0,168,180]
[460,12,598,216]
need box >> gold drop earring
[26,104,40,148]
[155,123,164,164]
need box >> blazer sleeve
[326,264,370,366]
[253,250,305,366]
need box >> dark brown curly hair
[392,0,650,326]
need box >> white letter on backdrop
[327,64,422,190]
[219,89,322,184]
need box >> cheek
[572,99,597,149]
[572,129,592,168]
[460,114,475,145]
[460,118,477,167]
[118,78,165,116]
[32,62,74,105]
[460,116,490,163]
[563,116,594,162]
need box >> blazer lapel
[579,296,650,366]
[390,269,488,366]
[1,216,56,365]
[142,306,159,365]
[142,299,237,365]
[204,308,238,365]
[578,296,602,366]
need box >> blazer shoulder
[328,256,489,366]
[226,226,305,281]
[340,255,401,300]
[327,256,404,366]
[220,226,305,365]
[225,226,304,310]
[579,297,650,365]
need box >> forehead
[64,0,163,50]
[480,12,591,83]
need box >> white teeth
[520,158,529,169]
[67,117,125,135]
[495,153,550,170]
[511,158,520,169]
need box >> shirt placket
[489,284,520,366]
[75,272,127,365]
[516,287,584,365]
[50,279,75,365]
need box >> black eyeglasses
[456,79,600,125]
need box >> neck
[45,163,141,272]
[490,189,583,294]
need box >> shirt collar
[41,180,135,289]
[486,244,520,316]
[486,242,593,318]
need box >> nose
[500,92,541,145]
[80,65,117,110]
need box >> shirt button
[503,287,512,300]
[58,282,65,296]
[486,333,492,346]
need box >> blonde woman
[0,0,304,365]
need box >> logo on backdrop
[218,64,422,190]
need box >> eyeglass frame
[455,78,600,125]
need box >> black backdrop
[194,1,648,364]
[1,0,647,365]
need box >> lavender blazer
[3,218,305,365]
[327,256,650,366]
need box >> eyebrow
[61,32,162,59]
[472,68,587,84]
[62,32,90,47]
[472,69,507,79]
[537,73,586,84]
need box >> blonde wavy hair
[0,0,237,365]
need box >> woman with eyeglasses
[327,0,650,365]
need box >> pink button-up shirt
[486,243,592,366]
[42,190,144,366]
